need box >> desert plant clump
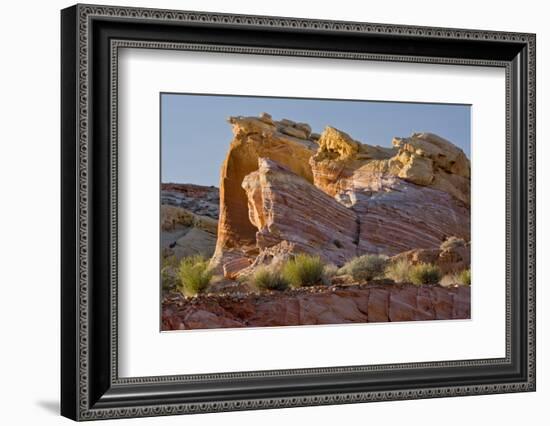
[409,263,442,285]
[321,264,340,285]
[251,266,289,291]
[282,253,325,288]
[177,255,213,297]
[457,269,471,286]
[340,254,388,282]
[385,258,413,284]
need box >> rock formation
[310,129,470,255]
[391,236,471,274]
[211,113,470,277]
[242,158,358,266]
[162,284,470,330]
[161,184,219,260]
[211,114,318,268]
[162,183,219,219]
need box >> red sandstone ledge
[161,284,470,331]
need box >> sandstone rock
[393,132,470,178]
[161,183,219,219]
[279,125,309,140]
[316,126,361,160]
[212,114,317,269]
[160,205,218,261]
[259,112,274,125]
[311,126,470,204]
[213,116,470,270]
[429,287,455,319]
[388,287,418,322]
[391,236,470,274]
[395,151,434,185]
[308,126,470,255]
[160,204,217,235]
[160,204,195,231]
[415,287,437,320]
[236,241,298,278]
[223,257,253,279]
[241,158,359,266]
[366,288,390,322]
[354,178,470,256]
[168,227,217,260]
[295,122,312,138]
[161,284,470,330]
[310,132,321,141]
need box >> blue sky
[161,93,470,186]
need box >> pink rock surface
[162,285,470,330]
[241,158,359,266]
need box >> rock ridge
[211,113,470,276]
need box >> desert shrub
[323,264,339,278]
[282,254,325,288]
[322,264,340,285]
[341,254,388,282]
[409,263,442,285]
[457,269,471,286]
[385,259,412,284]
[252,267,289,291]
[177,255,213,297]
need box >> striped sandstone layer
[212,113,470,276]
[162,284,470,330]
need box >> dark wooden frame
[61,4,536,421]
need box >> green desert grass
[340,254,388,282]
[457,269,471,286]
[385,258,413,284]
[251,266,289,291]
[409,263,442,285]
[282,254,325,288]
[177,255,213,297]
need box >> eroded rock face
[311,130,470,205]
[391,237,471,274]
[212,115,318,268]
[160,184,220,261]
[241,158,358,266]
[352,177,470,256]
[309,127,470,256]
[161,183,219,219]
[162,284,471,330]
[160,204,218,260]
[212,114,470,276]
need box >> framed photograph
[61,4,536,421]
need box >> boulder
[241,158,359,266]
[391,236,471,274]
[279,125,309,140]
[211,114,318,269]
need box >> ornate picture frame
[61,4,535,421]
